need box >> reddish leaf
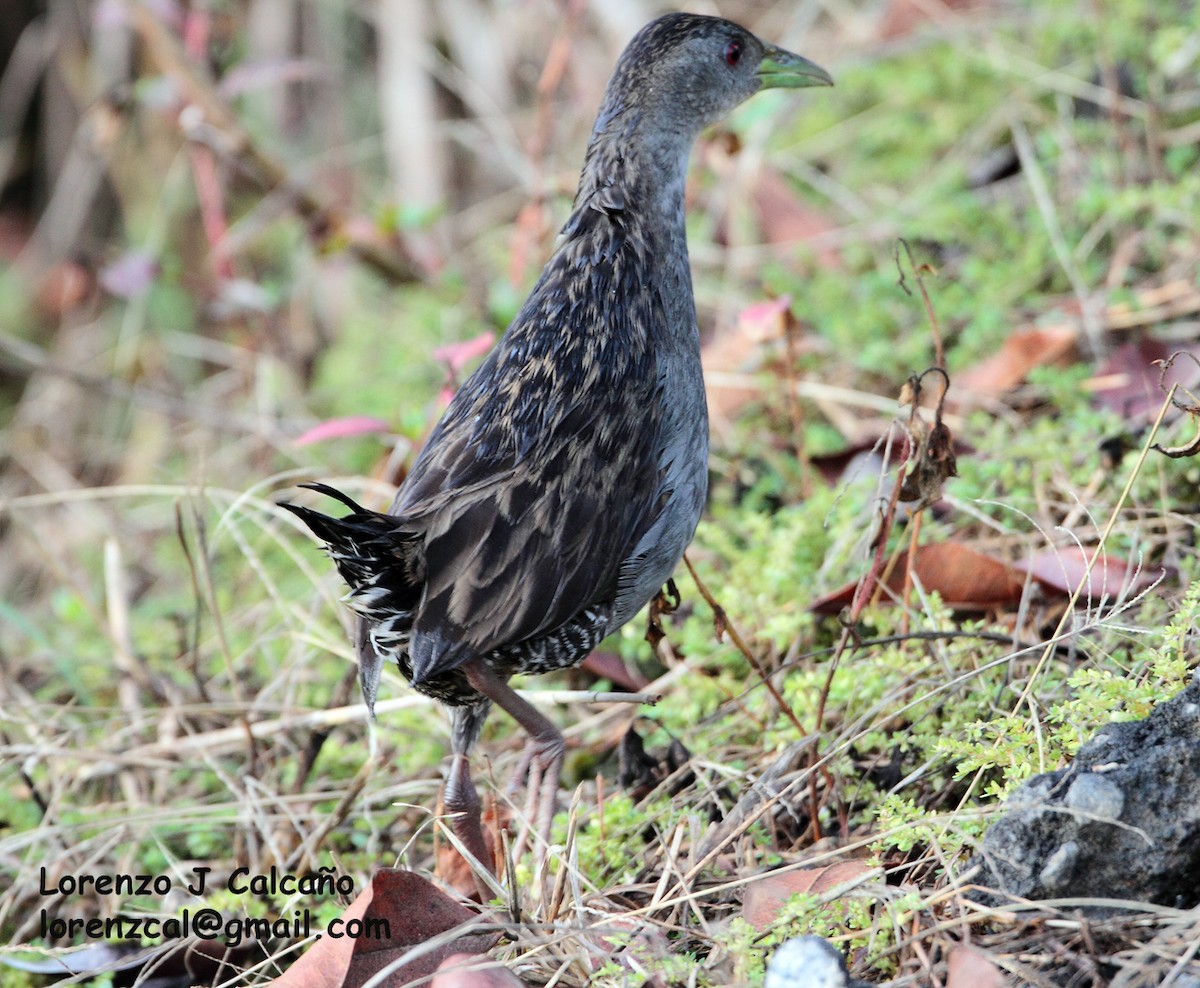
[266,869,497,988]
[1014,546,1167,599]
[0,209,34,261]
[810,543,1027,615]
[580,650,651,691]
[955,326,1077,398]
[1089,339,1200,423]
[810,442,883,486]
[703,295,792,421]
[751,168,841,266]
[738,295,793,336]
[294,416,392,445]
[433,332,497,374]
[946,946,1007,988]
[743,861,874,931]
[880,0,988,39]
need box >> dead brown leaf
[955,326,1078,398]
[1089,338,1200,423]
[36,260,97,320]
[751,166,841,267]
[1013,546,1167,599]
[897,369,958,507]
[703,295,792,422]
[742,861,875,931]
[811,542,1027,615]
[266,869,497,988]
[879,0,986,39]
[946,945,1008,988]
[579,651,650,691]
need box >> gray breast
[609,341,708,631]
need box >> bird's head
[597,13,832,139]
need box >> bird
[283,12,831,885]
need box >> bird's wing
[394,280,668,684]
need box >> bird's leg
[444,754,496,900]
[445,703,495,901]
[462,659,564,859]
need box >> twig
[67,688,655,781]
[895,239,945,370]
[683,554,809,737]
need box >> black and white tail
[281,482,422,628]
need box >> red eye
[724,41,742,66]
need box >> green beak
[756,46,834,90]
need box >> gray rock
[764,937,848,988]
[763,937,876,988]
[971,671,1200,908]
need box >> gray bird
[284,12,831,884]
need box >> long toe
[505,731,566,862]
[534,737,566,850]
[505,740,538,800]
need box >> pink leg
[462,659,564,858]
[445,703,496,900]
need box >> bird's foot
[507,732,565,861]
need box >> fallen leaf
[743,861,875,931]
[751,168,840,266]
[879,0,988,39]
[955,326,1077,398]
[580,651,650,691]
[0,208,34,261]
[36,260,96,318]
[266,869,497,988]
[1088,338,1200,423]
[1014,546,1168,599]
[810,440,904,487]
[703,295,792,421]
[738,295,794,338]
[810,542,1027,615]
[946,945,1007,988]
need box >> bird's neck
[569,122,694,250]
